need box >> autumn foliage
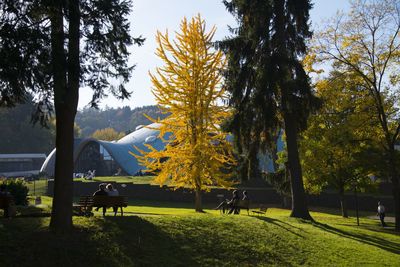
[131,15,235,211]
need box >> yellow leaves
[133,14,236,192]
[303,53,324,74]
[314,80,329,94]
[91,128,125,141]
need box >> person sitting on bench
[215,190,240,214]
[228,190,240,214]
[106,184,119,216]
[93,183,107,216]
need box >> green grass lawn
[26,179,48,196]
[0,199,399,266]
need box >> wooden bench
[93,195,128,216]
[73,196,94,216]
[0,195,14,218]
[73,196,128,216]
[251,205,268,216]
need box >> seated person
[106,184,119,196]
[228,190,240,214]
[93,183,107,216]
[106,184,119,216]
[85,170,96,180]
[215,199,228,214]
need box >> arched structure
[40,123,166,176]
[41,122,281,177]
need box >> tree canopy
[91,127,125,141]
[312,0,400,231]
[220,0,318,220]
[75,105,169,137]
[0,100,55,154]
[0,0,143,232]
[132,15,236,212]
[300,71,381,217]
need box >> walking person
[377,201,386,227]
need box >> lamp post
[353,182,359,226]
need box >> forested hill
[0,104,168,154]
[75,105,168,137]
[0,102,55,154]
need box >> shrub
[1,178,29,205]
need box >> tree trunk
[284,112,312,220]
[339,188,348,218]
[195,188,203,212]
[274,0,312,220]
[49,0,80,233]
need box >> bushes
[0,178,29,205]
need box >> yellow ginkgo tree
[131,15,236,212]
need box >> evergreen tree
[220,0,318,219]
[0,0,143,232]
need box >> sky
[78,0,350,110]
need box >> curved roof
[41,122,281,177]
[40,123,166,176]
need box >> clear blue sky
[78,0,350,110]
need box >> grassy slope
[0,202,399,267]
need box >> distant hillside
[75,105,169,137]
[0,101,55,154]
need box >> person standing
[377,201,386,227]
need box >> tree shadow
[122,211,168,216]
[252,215,305,238]
[311,221,400,254]
[0,216,199,267]
[334,221,397,235]
[102,216,200,266]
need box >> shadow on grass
[334,221,397,235]
[100,216,199,266]
[0,216,199,267]
[311,221,400,254]
[127,199,206,209]
[122,211,168,216]
[253,215,305,238]
[16,205,51,217]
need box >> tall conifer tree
[0,0,143,232]
[220,0,317,219]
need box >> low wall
[47,180,283,205]
[46,180,394,212]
